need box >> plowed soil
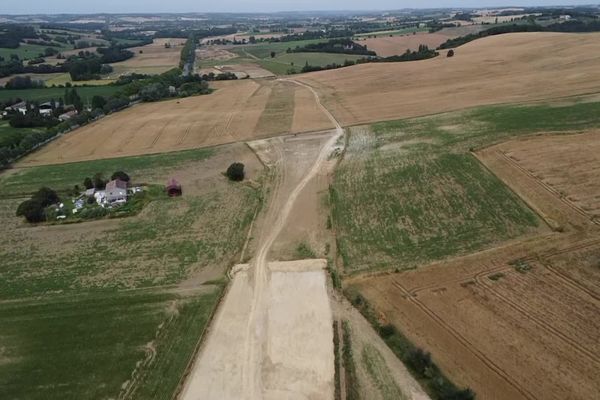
[352,131,600,400]
[19,79,334,166]
[299,32,600,126]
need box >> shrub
[447,49,455,57]
[32,187,59,207]
[79,207,109,219]
[111,171,130,182]
[226,162,245,181]
[93,173,107,189]
[16,199,46,223]
[83,177,94,189]
[405,348,433,377]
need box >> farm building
[105,179,128,204]
[166,178,182,197]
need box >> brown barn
[166,178,182,197]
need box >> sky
[0,0,593,14]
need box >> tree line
[439,20,600,49]
[288,38,376,56]
[299,45,438,73]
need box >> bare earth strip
[299,32,600,126]
[180,79,346,399]
[18,79,334,166]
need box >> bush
[226,162,245,181]
[16,199,46,223]
[93,173,107,189]
[405,348,434,377]
[79,207,109,220]
[447,49,455,57]
[111,171,130,182]
[83,177,94,189]
[32,187,60,207]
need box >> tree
[16,199,46,223]
[226,162,245,181]
[32,187,59,207]
[111,171,130,182]
[93,173,107,189]
[447,49,455,57]
[83,177,94,189]
[270,51,276,58]
[91,95,107,110]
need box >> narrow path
[241,78,344,399]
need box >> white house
[105,179,128,204]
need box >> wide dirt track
[298,32,600,126]
[353,130,600,400]
[19,79,334,166]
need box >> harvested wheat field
[299,32,600,126]
[110,38,187,75]
[351,130,600,400]
[359,32,452,57]
[19,79,334,166]
[480,131,600,218]
[357,25,484,57]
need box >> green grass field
[331,99,600,273]
[197,38,364,75]
[353,26,428,38]
[0,288,222,400]
[0,121,43,148]
[0,146,262,399]
[0,85,121,103]
[0,43,72,61]
[0,147,215,197]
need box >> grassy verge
[342,320,361,400]
[345,287,474,400]
[361,344,407,400]
[331,99,600,273]
[333,322,342,400]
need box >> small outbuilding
[166,178,182,197]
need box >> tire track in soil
[386,281,539,400]
[496,150,598,225]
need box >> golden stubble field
[299,32,600,126]
[19,79,334,166]
[356,26,485,57]
[353,131,600,400]
[110,38,187,75]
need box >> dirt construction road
[179,80,344,399]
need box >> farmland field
[196,38,363,75]
[110,38,187,76]
[0,142,265,399]
[18,79,334,166]
[298,32,600,126]
[355,26,485,56]
[0,85,121,103]
[331,98,600,273]
[339,96,600,399]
